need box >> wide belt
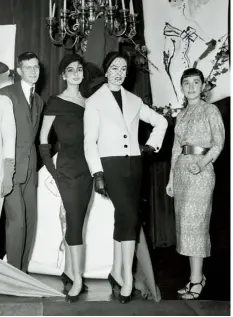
[182,145,209,155]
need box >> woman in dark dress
[39,54,93,302]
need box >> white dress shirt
[21,80,35,105]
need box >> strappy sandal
[177,280,191,295]
[181,276,206,300]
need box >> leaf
[222,68,228,74]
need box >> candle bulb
[129,0,134,15]
[82,0,85,7]
[109,0,112,9]
[52,3,56,17]
[121,0,125,10]
[63,0,66,11]
[49,0,52,17]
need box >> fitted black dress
[44,96,93,245]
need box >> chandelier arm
[72,0,80,11]
[47,1,138,50]
[110,25,127,37]
[109,18,128,37]
[49,28,66,45]
[64,23,77,36]
[96,11,104,19]
[62,35,79,50]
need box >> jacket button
[123,135,127,138]
[124,145,128,148]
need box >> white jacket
[84,84,168,175]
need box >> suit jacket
[84,84,168,175]
[0,81,43,184]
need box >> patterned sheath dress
[171,102,225,257]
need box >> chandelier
[47,0,138,51]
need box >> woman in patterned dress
[166,68,225,299]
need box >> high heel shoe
[108,273,122,290]
[66,282,87,303]
[61,273,88,291]
[119,293,132,304]
[177,280,191,295]
[181,276,206,300]
[61,272,72,285]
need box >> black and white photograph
[0,0,230,315]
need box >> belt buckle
[183,146,189,155]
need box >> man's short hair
[17,52,39,67]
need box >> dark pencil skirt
[58,171,93,246]
[101,156,142,242]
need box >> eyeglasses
[22,65,40,72]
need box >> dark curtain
[0,0,67,100]
[0,0,230,254]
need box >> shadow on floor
[152,245,230,301]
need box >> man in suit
[0,52,43,272]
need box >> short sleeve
[44,96,67,116]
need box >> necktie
[29,87,34,108]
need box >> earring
[200,91,207,101]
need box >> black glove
[140,144,155,155]
[93,171,108,197]
[39,144,58,184]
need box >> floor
[0,277,230,316]
[0,208,230,315]
[0,245,230,315]
[153,246,230,301]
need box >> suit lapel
[102,84,140,131]
[103,84,128,131]
[121,87,140,130]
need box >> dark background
[0,0,230,300]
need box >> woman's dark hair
[181,68,206,107]
[180,68,205,85]
[58,53,91,95]
[58,53,85,75]
[102,51,130,74]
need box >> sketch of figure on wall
[163,0,219,103]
